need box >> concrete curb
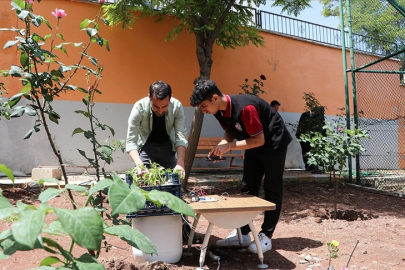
[0,171,331,190]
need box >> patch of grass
[3,214,18,223]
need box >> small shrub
[239,74,267,96]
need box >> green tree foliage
[103,0,270,78]
[103,0,312,188]
[320,0,405,54]
[272,0,313,16]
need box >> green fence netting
[347,0,405,194]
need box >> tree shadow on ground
[184,236,322,269]
[273,237,323,252]
[282,183,405,219]
[182,235,303,269]
[180,244,297,270]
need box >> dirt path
[1,183,405,269]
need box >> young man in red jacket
[190,79,292,253]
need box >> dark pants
[300,141,316,171]
[126,140,176,185]
[139,140,176,168]
[240,144,288,239]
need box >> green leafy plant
[326,239,359,270]
[239,74,267,96]
[0,0,110,203]
[327,240,340,269]
[0,1,195,268]
[72,76,116,183]
[2,214,18,223]
[0,171,195,267]
[105,138,126,154]
[0,164,14,184]
[0,92,11,121]
[302,92,323,112]
[299,109,370,219]
[287,92,326,133]
[126,162,181,186]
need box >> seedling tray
[126,183,182,218]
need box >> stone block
[32,166,62,181]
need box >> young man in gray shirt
[126,81,188,178]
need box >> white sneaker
[247,232,272,254]
[216,229,251,247]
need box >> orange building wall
[211,34,350,115]
[2,0,405,171]
[1,0,351,115]
[0,5,21,96]
[4,1,402,116]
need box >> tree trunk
[333,170,338,219]
[183,108,204,190]
[182,34,213,190]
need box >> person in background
[125,81,188,180]
[295,106,326,173]
[270,100,280,112]
[190,79,292,254]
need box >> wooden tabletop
[189,194,276,213]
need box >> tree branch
[212,0,237,40]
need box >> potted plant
[125,162,186,263]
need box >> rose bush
[0,0,195,268]
[239,74,267,96]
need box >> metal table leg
[237,227,247,252]
[196,222,214,270]
[248,222,268,269]
[185,213,200,256]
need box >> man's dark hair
[190,79,223,106]
[149,81,172,99]
[314,106,325,114]
[270,100,280,107]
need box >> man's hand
[173,164,185,177]
[174,146,186,177]
[136,165,149,177]
[209,143,230,163]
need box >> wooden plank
[189,195,275,213]
[195,154,243,158]
[191,166,242,170]
[195,146,214,150]
[196,137,222,146]
[192,137,244,171]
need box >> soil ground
[1,177,405,270]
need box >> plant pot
[130,215,183,263]
[125,172,182,218]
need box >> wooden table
[187,194,276,269]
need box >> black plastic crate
[126,183,182,218]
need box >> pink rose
[88,86,92,91]
[52,8,67,19]
[100,0,105,3]
[338,127,342,132]
[28,0,34,4]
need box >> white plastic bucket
[131,215,183,263]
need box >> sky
[260,0,341,29]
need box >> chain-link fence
[349,0,405,194]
